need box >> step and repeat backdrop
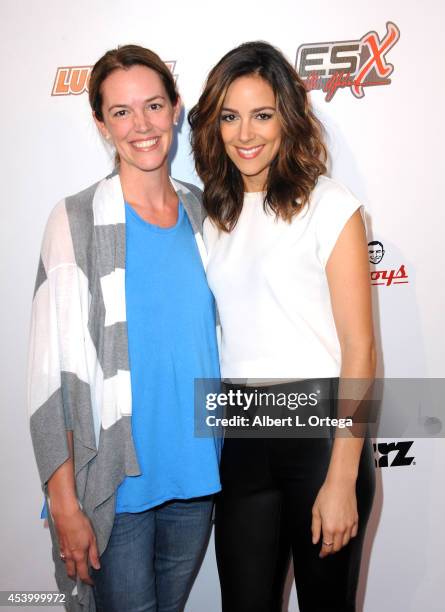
[1,0,444,610]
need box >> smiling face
[95,64,180,175]
[368,243,384,264]
[219,74,282,192]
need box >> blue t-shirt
[115,201,221,513]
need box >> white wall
[1,0,444,610]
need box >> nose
[133,109,152,133]
[238,118,254,143]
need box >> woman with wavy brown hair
[189,41,376,612]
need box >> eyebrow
[108,95,166,111]
[221,106,276,113]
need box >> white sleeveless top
[204,176,362,381]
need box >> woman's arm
[311,209,375,558]
[29,201,100,582]
[47,431,100,584]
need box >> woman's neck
[119,162,177,211]
[243,169,267,193]
[119,163,178,226]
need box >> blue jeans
[92,497,213,612]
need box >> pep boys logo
[368,240,409,287]
[51,61,177,96]
[296,22,400,102]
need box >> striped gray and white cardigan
[28,173,207,611]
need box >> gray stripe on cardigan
[33,256,47,298]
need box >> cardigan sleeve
[28,200,83,485]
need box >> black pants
[215,426,375,611]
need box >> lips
[236,145,264,160]
[132,137,160,150]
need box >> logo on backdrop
[373,441,415,468]
[368,240,409,287]
[52,66,92,96]
[295,21,400,101]
[51,61,177,96]
[368,240,385,265]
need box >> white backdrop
[1,0,444,610]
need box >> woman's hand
[53,506,100,585]
[311,476,358,558]
[46,432,100,584]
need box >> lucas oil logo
[296,22,400,102]
[52,66,92,96]
[52,61,177,96]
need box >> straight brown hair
[89,44,179,122]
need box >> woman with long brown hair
[189,41,375,612]
[28,44,221,611]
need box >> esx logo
[296,22,400,101]
[373,441,415,468]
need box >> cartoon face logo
[368,240,385,265]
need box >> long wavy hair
[188,41,327,231]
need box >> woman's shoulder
[306,175,362,222]
[307,175,363,267]
[46,178,103,228]
[66,178,102,211]
[310,175,359,206]
[171,177,205,231]
[172,178,203,202]
[40,177,105,271]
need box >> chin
[239,166,268,179]
[128,155,169,173]
[235,162,259,174]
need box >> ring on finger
[59,552,67,561]
[322,541,333,546]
